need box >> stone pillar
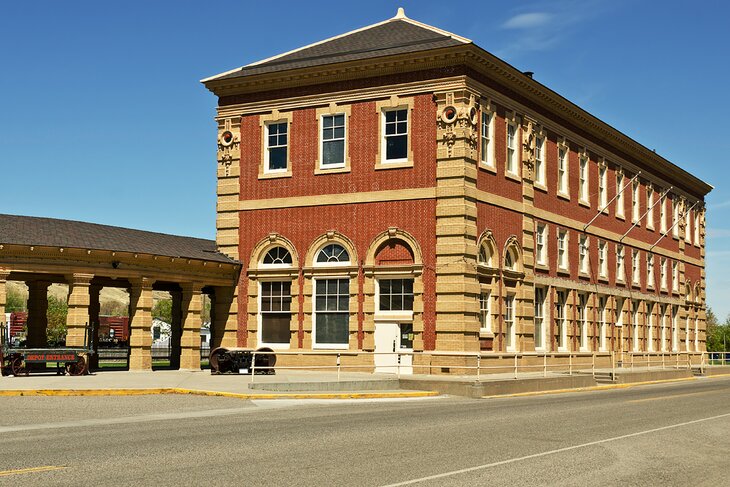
[0,270,9,323]
[180,282,203,370]
[212,286,238,349]
[66,273,94,347]
[26,280,50,347]
[88,284,101,370]
[433,90,481,355]
[170,289,182,370]
[216,117,242,260]
[129,278,154,370]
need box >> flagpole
[583,172,641,232]
[619,186,672,242]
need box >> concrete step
[248,379,401,392]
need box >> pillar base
[129,349,152,370]
[180,350,200,370]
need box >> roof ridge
[201,8,470,83]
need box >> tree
[705,307,730,352]
[152,298,172,324]
[46,295,68,346]
[5,288,26,312]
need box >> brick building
[202,9,711,371]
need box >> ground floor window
[599,296,607,352]
[505,294,515,351]
[480,291,491,333]
[314,278,349,347]
[260,281,291,345]
[578,294,588,351]
[534,287,545,349]
[556,291,567,351]
[378,279,414,311]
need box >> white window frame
[646,186,655,229]
[684,206,691,243]
[672,261,679,293]
[632,179,640,223]
[598,164,608,211]
[616,171,625,218]
[480,290,492,333]
[556,291,568,352]
[694,212,700,245]
[319,113,346,169]
[599,296,608,352]
[617,245,625,283]
[632,301,640,352]
[312,276,351,349]
[534,287,546,351]
[534,134,546,186]
[660,305,668,352]
[672,198,679,238]
[579,155,589,204]
[672,306,679,352]
[632,249,640,286]
[694,316,699,351]
[578,294,589,352]
[504,294,516,351]
[598,240,608,279]
[258,280,292,349]
[480,109,495,169]
[264,121,289,174]
[660,257,667,290]
[557,229,568,271]
[579,235,589,275]
[506,117,518,176]
[647,305,654,352]
[660,193,667,233]
[536,223,547,266]
[647,253,654,289]
[557,141,569,196]
[381,107,409,164]
[685,315,691,351]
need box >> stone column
[212,286,238,349]
[88,284,101,370]
[0,270,9,324]
[26,280,50,347]
[180,282,203,370]
[129,278,154,370]
[170,289,182,370]
[66,273,94,347]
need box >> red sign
[24,353,78,363]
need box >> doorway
[374,322,413,374]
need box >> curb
[0,388,440,400]
[482,376,698,399]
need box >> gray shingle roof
[208,17,469,81]
[0,214,237,264]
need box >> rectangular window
[685,315,691,351]
[647,305,654,352]
[379,279,414,311]
[535,136,545,185]
[672,306,679,352]
[579,235,589,274]
[599,296,607,352]
[598,240,608,278]
[672,261,679,292]
[647,253,654,288]
[556,291,567,350]
[632,301,640,352]
[660,304,667,352]
[536,223,547,266]
[672,198,679,238]
[632,249,640,285]
[660,194,667,232]
[558,230,568,271]
[265,122,288,172]
[480,291,491,333]
[647,186,654,229]
[480,111,494,167]
[632,179,640,223]
[321,114,345,168]
[579,156,589,203]
[694,317,699,351]
[616,172,625,217]
[314,279,349,347]
[383,109,408,162]
[505,294,515,351]
[617,245,625,282]
[685,207,692,243]
[260,281,292,345]
[598,165,607,210]
[506,123,517,175]
[534,287,545,349]
[558,146,568,194]
[660,257,667,290]
[694,213,700,244]
[578,294,588,351]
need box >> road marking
[381,411,730,486]
[626,390,717,403]
[0,466,66,477]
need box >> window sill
[375,160,413,170]
[479,163,497,174]
[647,226,655,232]
[557,267,570,276]
[534,182,548,193]
[557,192,571,202]
[479,330,494,338]
[505,172,521,183]
[616,213,626,221]
[598,276,609,283]
[534,263,549,272]
[259,170,293,180]
[578,271,591,280]
[314,165,350,175]
[579,199,591,209]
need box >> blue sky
[1,0,729,317]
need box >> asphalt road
[1,377,729,486]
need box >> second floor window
[558,230,568,270]
[579,236,589,274]
[507,123,517,174]
[536,223,547,266]
[647,253,655,287]
[558,147,568,194]
[632,179,640,222]
[265,122,288,172]
[535,136,545,185]
[616,172,625,217]
[647,186,655,228]
[632,249,640,285]
[598,165,607,210]
[579,156,589,202]
[617,245,625,281]
[384,109,408,162]
[481,111,494,167]
[672,261,679,291]
[321,114,345,167]
[598,241,608,278]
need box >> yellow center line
[627,390,717,404]
[0,466,67,477]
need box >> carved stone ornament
[522,119,536,181]
[217,118,240,177]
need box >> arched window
[504,251,514,270]
[262,246,292,265]
[478,244,491,266]
[316,243,350,264]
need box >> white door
[374,322,398,373]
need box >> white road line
[381,411,730,486]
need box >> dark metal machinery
[0,323,96,377]
[209,347,276,375]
